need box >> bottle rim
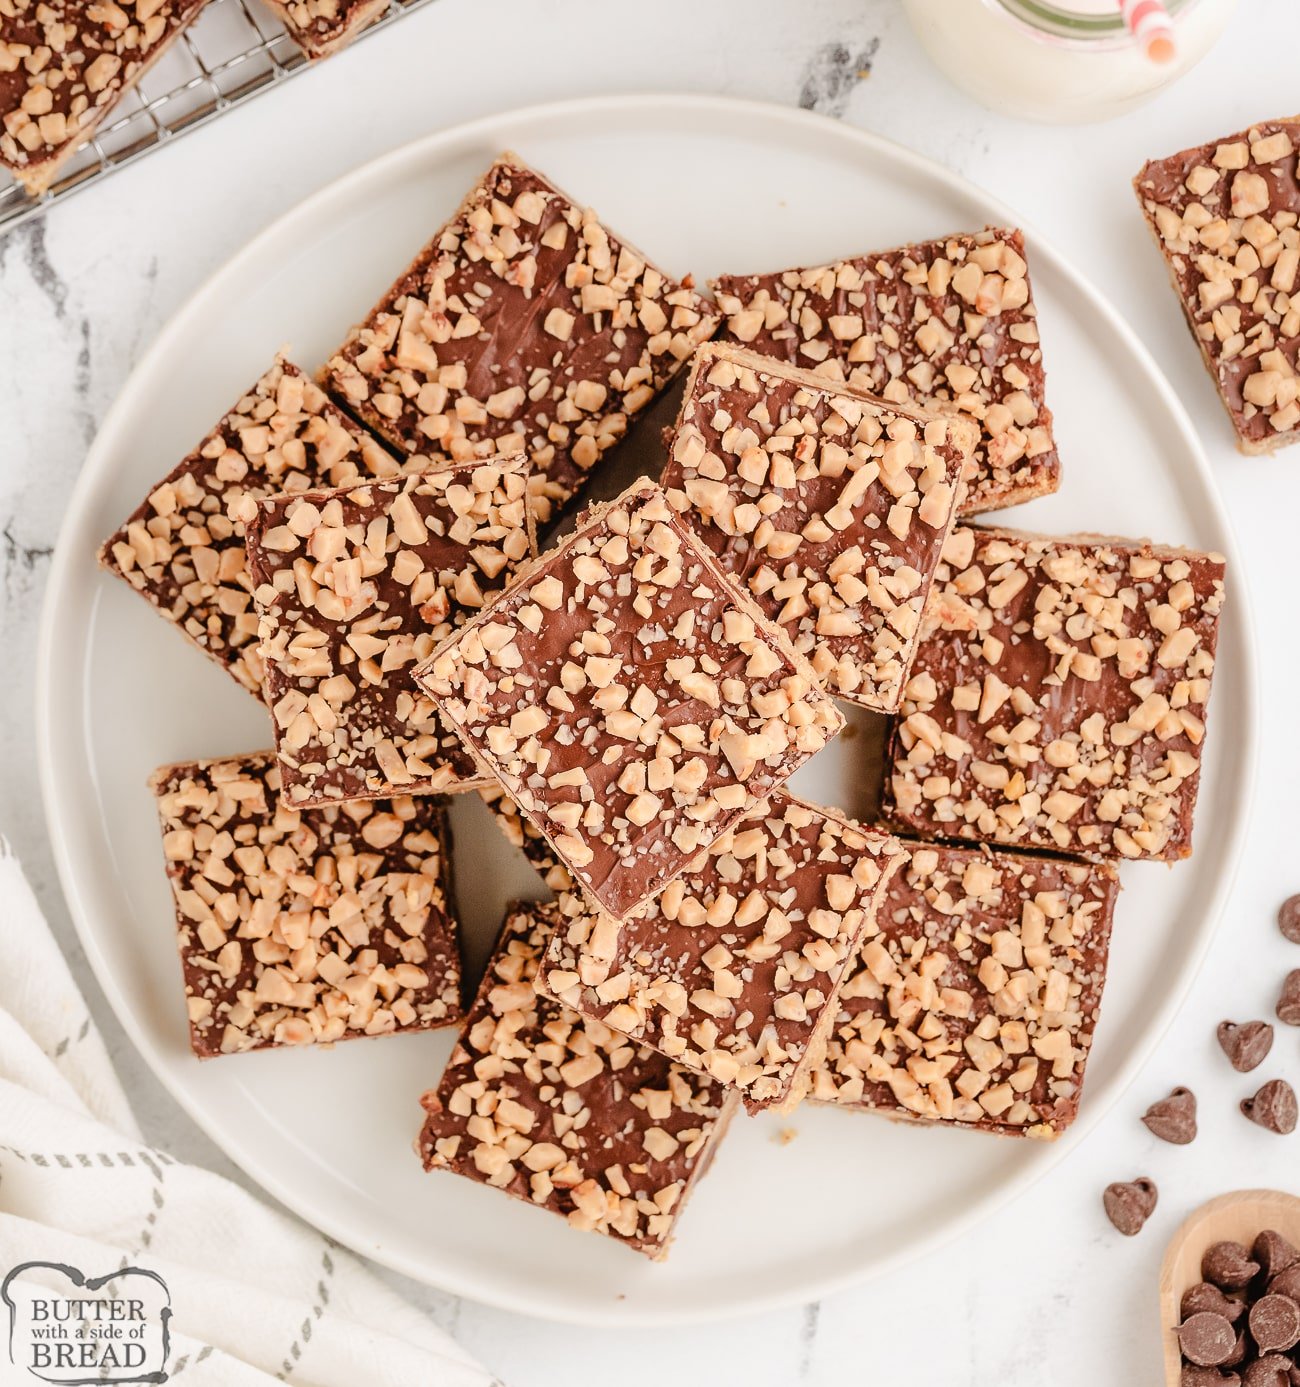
[991,0,1197,44]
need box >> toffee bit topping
[99,357,410,696]
[149,751,461,1058]
[322,153,720,525]
[414,481,845,921]
[538,791,906,1112]
[664,342,973,712]
[885,525,1226,862]
[0,0,207,194]
[711,227,1059,513]
[1135,120,1300,454]
[261,0,388,58]
[247,460,534,808]
[417,901,737,1260]
[811,840,1118,1139]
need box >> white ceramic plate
[38,94,1257,1326]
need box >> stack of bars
[103,150,1227,1262]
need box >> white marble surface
[1,1,1296,1381]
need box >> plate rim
[35,91,1261,1326]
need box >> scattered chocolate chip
[1219,1020,1275,1073]
[1278,895,1300,943]
[1244,1356,1294,1387]
[1250,1295,1300,1353]
[1179,1312,1239,1366]
[1103,1177,1157,1235]
[1255,1231,1300,1280]
[1205,1241,1263,1289]
[1184,1282,1248,1324]
[1144,1086,1198,1143]
[1242,1080,1299,1135]
[1276,972,1300,1026]
[1183,1370,1239,1387]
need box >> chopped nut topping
[884,526,1226,861]
[247,460,534,807]
[260,0,389,58]
[149,751,461,1058]
[664,342,974,712]
[1135,119,1300,454]
[537,791,906,1112]
[479,783,576,894]
[417,901,737,1261]
[413,481,845,921]
[322,153,720,525]
[711,227,1059,513]
[99,357,411,696]
[0,0,206,193]
[810,840,1118,1139]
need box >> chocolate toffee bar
[810,840,1118,1138]
[663,342,974,712]
[150,752,461,1058]
[0,0,208,194]
[712,228,1059,514]
[537,791,906,1113]
[884,526,1225,861]
[261,0,387,58]
[100,357,405,696]
[413,481,844,921]
[322,152,720,524]
[418,900,738,1261]
[479,784,575,894]
[1135,117,1300,454]
[246,460,534,807]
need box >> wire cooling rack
[0,0,440,238]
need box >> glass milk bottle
[902,0,1240,124]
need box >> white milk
[903,0,1240,124]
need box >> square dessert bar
[100,357,403,697]
[479,784,575,894]
[261,0,388,58]
[149,752,461,1058]
[418,900,738,1260]
[537,791,906,1113]
[884,526,1226,861]
[809,840,1118,1138]
[663,342,974,712]
[414,481,845,921]
[246,460,533,808]
[712,227,1059,514]
[0,0,207,194]
[322,152,721,524]
[1135,117,1300,453]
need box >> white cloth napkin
[0,841,502,1387]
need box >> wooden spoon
[1160,1189,1300,1384]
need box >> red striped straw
[1120,0,1178,63]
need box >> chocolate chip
[1250,1294,1300,1352]
[1279,895,1300,943]
[1255,1230,1300,1280]
[1244,1356,1294,1387]
[1103,1177,1157,1235]
[1183,1282,1248,1323]
[1183,1370,1240,1387]
[1204,1241,1263,1289]
[1144,1086,1198,1143]
[1242,1080,1299,1135]
[1179,1312,1239,1365]
[1276,972,1300,1026]
[1219,1020,1275,1073]
[1270,1265,1300,1301]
